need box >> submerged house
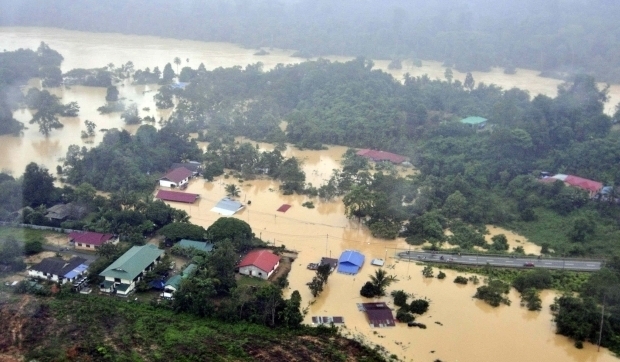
[45,203,87,222]
[359,302,396,328]
[156,190,200,203]
[159,167,193,188]
[170,161,202,176]
[28,257,88,285]
[177,239,214,253]
[460,116,488,129]
[210,197,245,216]
[238,250,280,280]
[337,250,365,275]
[99,244,164,296]
[356,149,407,164]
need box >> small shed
[277,204,292,213]
[371,258,385,266]
[211,197,245,216]
[337,250,365,275]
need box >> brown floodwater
[1,27,618,361]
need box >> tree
[280,290,304,328]
[161,63,175,84]
[490,234,509,251]
[369,268,399,297]
[443,190,466,218]
[174,57,181,74]
[474,280,511,307]
[206,239,237,295]
[159,222,206,243]
[22,163,56,207]
[316,263,331,285]
[206,217,253,252]
[24,235,44,255]
[391,290,409,307]
[105,86,119,102]
[120,103,141,125]
[343,186,374,220]
[422,265,434,278]
[409,299,430,314]
[83,120,97,137]
[444,67,453,83]
[464,72,475,90]
[308,276,324,297]
[225,184,240,198]
[360,281,376,298]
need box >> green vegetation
[359,268,399,298]
[0,294,388,362]
[473,279,511,307]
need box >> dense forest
[2,0,620,81]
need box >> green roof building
[161,263,197,299]
[99,244,164,296]
[178,239,214,253]
[460,116,488,127]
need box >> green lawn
[236,275,268,287]
[0,226,54,243]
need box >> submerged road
[396,251,603,272]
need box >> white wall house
[99,244,164,296]
[238,250,280,280]
[159,167,193,188]
[28,257,88,285]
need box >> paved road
[397,251,603,272]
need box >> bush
[396,307,415,323]
[512,269,553,293]
[391,290,408,307]
[409,299,430,315]
[454,276,468,284]
[360,281,377,298]
[24,236,44,255]
[422,265,434,278]
[437,271,446,279]
[473,280,511,307]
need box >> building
[170,161,202,176]
[358,302,396,328]
[238,249,280,280]
[210,197,245,216]
[69,231,117,251]
[338,250,365,275]
[28,257,88,285]
[45,203,87,222]
[356,149,407,164]
[177,239,214,253]
[319,257,338,272]
[540,174,603,198]
[156,190,200,203]
[99,244,165,296]
[460,116,488,128]
[159,167,193,188]
[161,264,197,299]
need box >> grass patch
[0,226,52,242]
[237,275,269,287]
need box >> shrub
[437,271,446,279]
[391,290,408,307]
[454,276,468,284]
[422,265,434,278]
[396,307,415,323]
[360,282,377,298]
[409,299,430,315]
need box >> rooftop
[156,190,200,203]
[100,244,164,281]
[356,149,407,164]
[359,302,395,328]
[238,249,280,273]
[160,167,193,184]
[68,231,114,246]
[460,116,488,125]
[178,239,213,252]
[211,197,245,216]
[31,256,87,277]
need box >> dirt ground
[45,234,70,248]
[269,257,292,282]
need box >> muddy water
[159,159,615,361]
[486,225,542,255]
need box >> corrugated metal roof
[460,116,488,125]
[100,244,164,281]
[68,231,114,246]
[156,190,199,203]
[211,197,244,216]
[338,250,365,274]
[178,239,213,252]
[238,250,280,273]
[160,167,193,184]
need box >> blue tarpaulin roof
[337,250,365,274]
[63,264,88,279]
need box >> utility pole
[598,294,606,351]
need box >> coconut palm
[174,57,181,74]
[225,184,240,198]
[369,268,399,297]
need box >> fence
[0,221,81,234]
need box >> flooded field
[1,26,618,361]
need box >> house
[69,231,117,251]
[460,116,488,129]
[171,161,202,176]
[177,239,214,253]
[45,203,87,222]
[28,257,88,284]
[156,190,200,203]
[99,244,165,296]
[161,263,197,299]
[319,257,338,272]
[540,174,603,198]
[338,250,365,275]
[210,197,245,216]
[358,302,395,328]
[356,149,407,164]
[159,167,193,188]
[238,249,280,280]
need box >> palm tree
[369,268,399,297]
[225,184,240,198]
[174,57,181,74]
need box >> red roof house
[540,174,603,197]
[238,250,280,280]
[156,190,200,203]
[159,167,193,188]
[359,302,396,328]
[69,231,116,250]
[356,149,407,164]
